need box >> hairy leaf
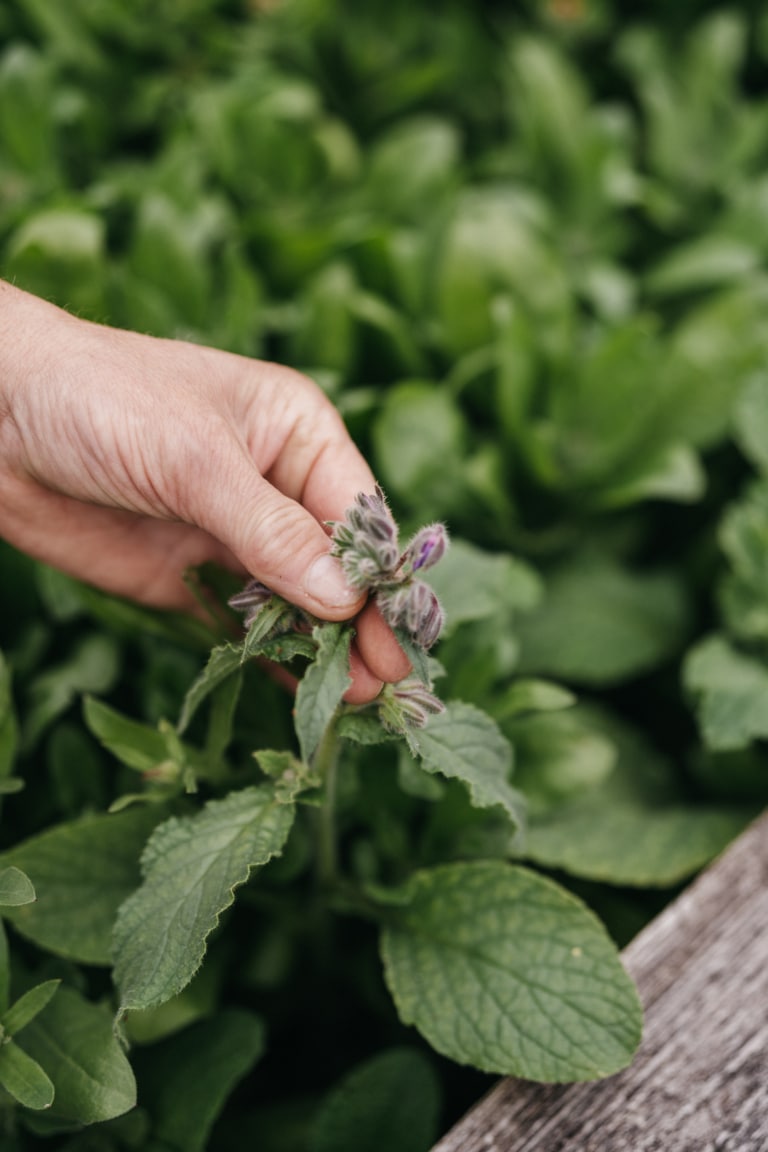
[113,786,294,1012]
[381,862,642,1081]
[294,623,351,763]
[414,701,523,831]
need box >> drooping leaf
[310,1047,441,1152]
[113,785,295,1012]
[413,702,523,831]
[135,1010,265,1152]
[18,986,136,1124]
[294,623,351,763]
[0,806,162,964]
[380,861,642,1082]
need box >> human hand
[0,281,409,702]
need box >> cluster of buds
[328,487,400,590]
[328,487,448,651]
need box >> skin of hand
[0,281,410,703]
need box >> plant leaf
[176,642,244,735]
[84,696,171,773]
[18,985,136,1123]
[0,1040,55,1110]
[516,553,690,685]
[684,633,768,750]
[380,861,642,1082]
[113,785,295,1012]
[0,865,36,907]
[495,679,576,720]
[2,980,60,1037]
[424,539,542,634]
[524,801,751,887]
[0,807,162,964]
[294,623,351,763]
[135,1010,265,1152]
[414,701,524,831]
[310,1047,441,1152]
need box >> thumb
[189,455,364,620]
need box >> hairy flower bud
[402,523,448,575]
[377,580,445,649]
[228,579,274,626]
[328,485,400,589]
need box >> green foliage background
[1,0,767,1148]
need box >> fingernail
[305,553,361,608]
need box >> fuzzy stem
[314,710,342,889]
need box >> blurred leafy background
[1,0,768,1148]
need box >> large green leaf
[423,539,541,634]
[373,382,467,514]
[136,1010,265,1152]
[381,862,642,1081]
[113,786,294,1012]
[17,986,136,1124]
[413,702,523,832]
[294,623,351,764]
[524,801,749,887]
[0,807,161,964]
[310,1047,441,1152]
[516,553,690,685]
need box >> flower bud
[328,487,400,589]
[403,523,448,575]
[228,578,273,612]
[377,580,445,649]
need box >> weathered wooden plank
[433,809,768,1152]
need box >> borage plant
[103,488,641,1097]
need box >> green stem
[314,710,342,889]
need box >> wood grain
[433,809,768,1152]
